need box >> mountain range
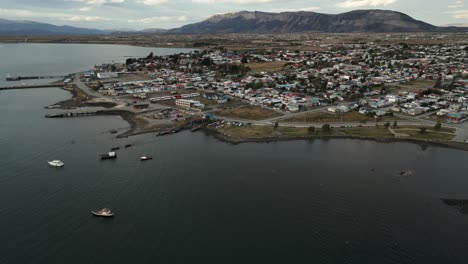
[0,18,105,35]
[0,10,467,36]
[169,10,467,34]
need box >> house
[175,99,204,109]
[446,112,466,123]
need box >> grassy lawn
[223,125,393,138]
[338,127,394,137]
[214,105,282,120]
[394,128,455,141]
[277,127,310,137]
[222,124,455,141]
[224,125,274,138]
[282,111,402,123]
[246,61,286,73]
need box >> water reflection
[441,199,468,214]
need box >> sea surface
[2,45,468,263]
[0,43,192,87]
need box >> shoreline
[47,88,468,151]
[200,127,468,152]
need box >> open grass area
[223,125,394,139]
[394,128,456,141]
[338,127,394,137]
[281,111,402,123]
[224,125,274,138]
[222,124,457,142]
[246,61,286,73]
[385,79,436,93]
[214,105,282,120]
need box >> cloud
[336,0,397,8]
[0,8,110,22]
[448,0,464,8]
[137,0,169,5]
[64,15,110,21]
[69,0,126,11]
[192,0,285,4]
[69,0,125,5]
[447,10,468,19]
[128,15,188,23]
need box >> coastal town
[21,33,467,148]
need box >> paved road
[73,73,103,98]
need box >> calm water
[2,46,468,263]
[0,43,192,86]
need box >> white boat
[140,156,153,161]
[91,208,114,217]
[48,160,64,167]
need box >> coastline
[35,78,468,152]
[200,127,468,152]
[51,85,468,151]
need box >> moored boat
[110,147,120,151]
[91,208,114,217]
[140,156,153,161]
[100,151,117,160]
[48,160,64,167]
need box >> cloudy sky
[0,0,467,30]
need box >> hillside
[0,19,105,35]
[168,10,466,34]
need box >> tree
[393,120,398,128]
[434,122,442,130]
[308,126,316,134]
[274,121,279,129]
[146,52,154,59]
[322,124,331,133]
[384,122,390,128]
[241,56,248,64]
[419,127,427,134]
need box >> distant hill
[168,10,468,34]
[0,19,105,35]
[141,28,169,34]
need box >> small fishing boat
[91,208,114,217]
[397,170,413,177]
[140,156,153,161]
[100,152,117,160]
[124,144,132,148]
[110,147,120,151]
[48,160,64,167]
[110,129,118,134]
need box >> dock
[6,75,66,81]
[45,111,98,118]
[0,84,65,90]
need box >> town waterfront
[2,88,468,263]
[2,44,468,263]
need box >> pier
[45,111,98,118]
[6,75,67,81]
[0,84,65,90]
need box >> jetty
[6,75,66,81]
[0,84,65,90]
[45,111,98,118]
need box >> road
[73,73,103,98]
